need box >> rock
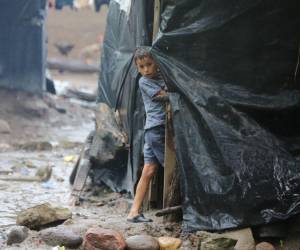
[83,227,126,250]
[180,240,193,250]
[6,226,29,245]
[40,226,82,248]
[196,231,237,250]
[255,242,275,250]
[158,236,182,250]
[35,165,53,181]
[223,228,255,250]
[0,119,11,134]
[126,235,159,250]
[16,203,72,230]
[89,103,127,164]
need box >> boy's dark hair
[134,47,153,63]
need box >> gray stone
[16,203,72,230]
[223,228,255,250]
[126,235,160,250]
[89,103,127,164]
[0,119,11,134]
[40,226,82,248]
[196,231,237,250]
[6,226,29,245]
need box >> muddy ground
[0,87,182,250]
[46,6,108,64]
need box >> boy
[127,47,167,223]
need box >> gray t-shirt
[139,76,166,130]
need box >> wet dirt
[0,87,183,249]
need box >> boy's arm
[139,77,168,101]
[152,90,169,102]
[139,78,162,98]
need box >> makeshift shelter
[0,0,46,94]
[97,0,300,231]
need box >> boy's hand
[156,90,167,97]
[153,90,169,102]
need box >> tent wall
[96,0,153,193]
[152,0,300,231]
[98,0,300,231]
[0,0,46,94]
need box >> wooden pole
[155,205,182,217]
[152,0,161,42]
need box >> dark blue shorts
[144,125,165,166]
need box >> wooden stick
[155,205,182,217]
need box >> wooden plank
[70,132,94,205]
[152,0,161,42]
[155,205,182,217]
[163,104,177,208]
[47,58,99,73]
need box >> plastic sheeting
[96,0,153,193]
[0,0,46,94]
[98,0,300,231]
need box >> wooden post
[162,104,181,222]
[163,104,176,208]
[152,0,161,42]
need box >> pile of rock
[5,203,277,250]
[6,202,183,250]
[83,228,182,250]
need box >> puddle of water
[0,150,78,228]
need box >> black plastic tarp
[97,0,153,193]
[98,0,300,231]
[0,0,46,94]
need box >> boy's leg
[128,162,158,218]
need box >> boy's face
[135,56,158,79]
